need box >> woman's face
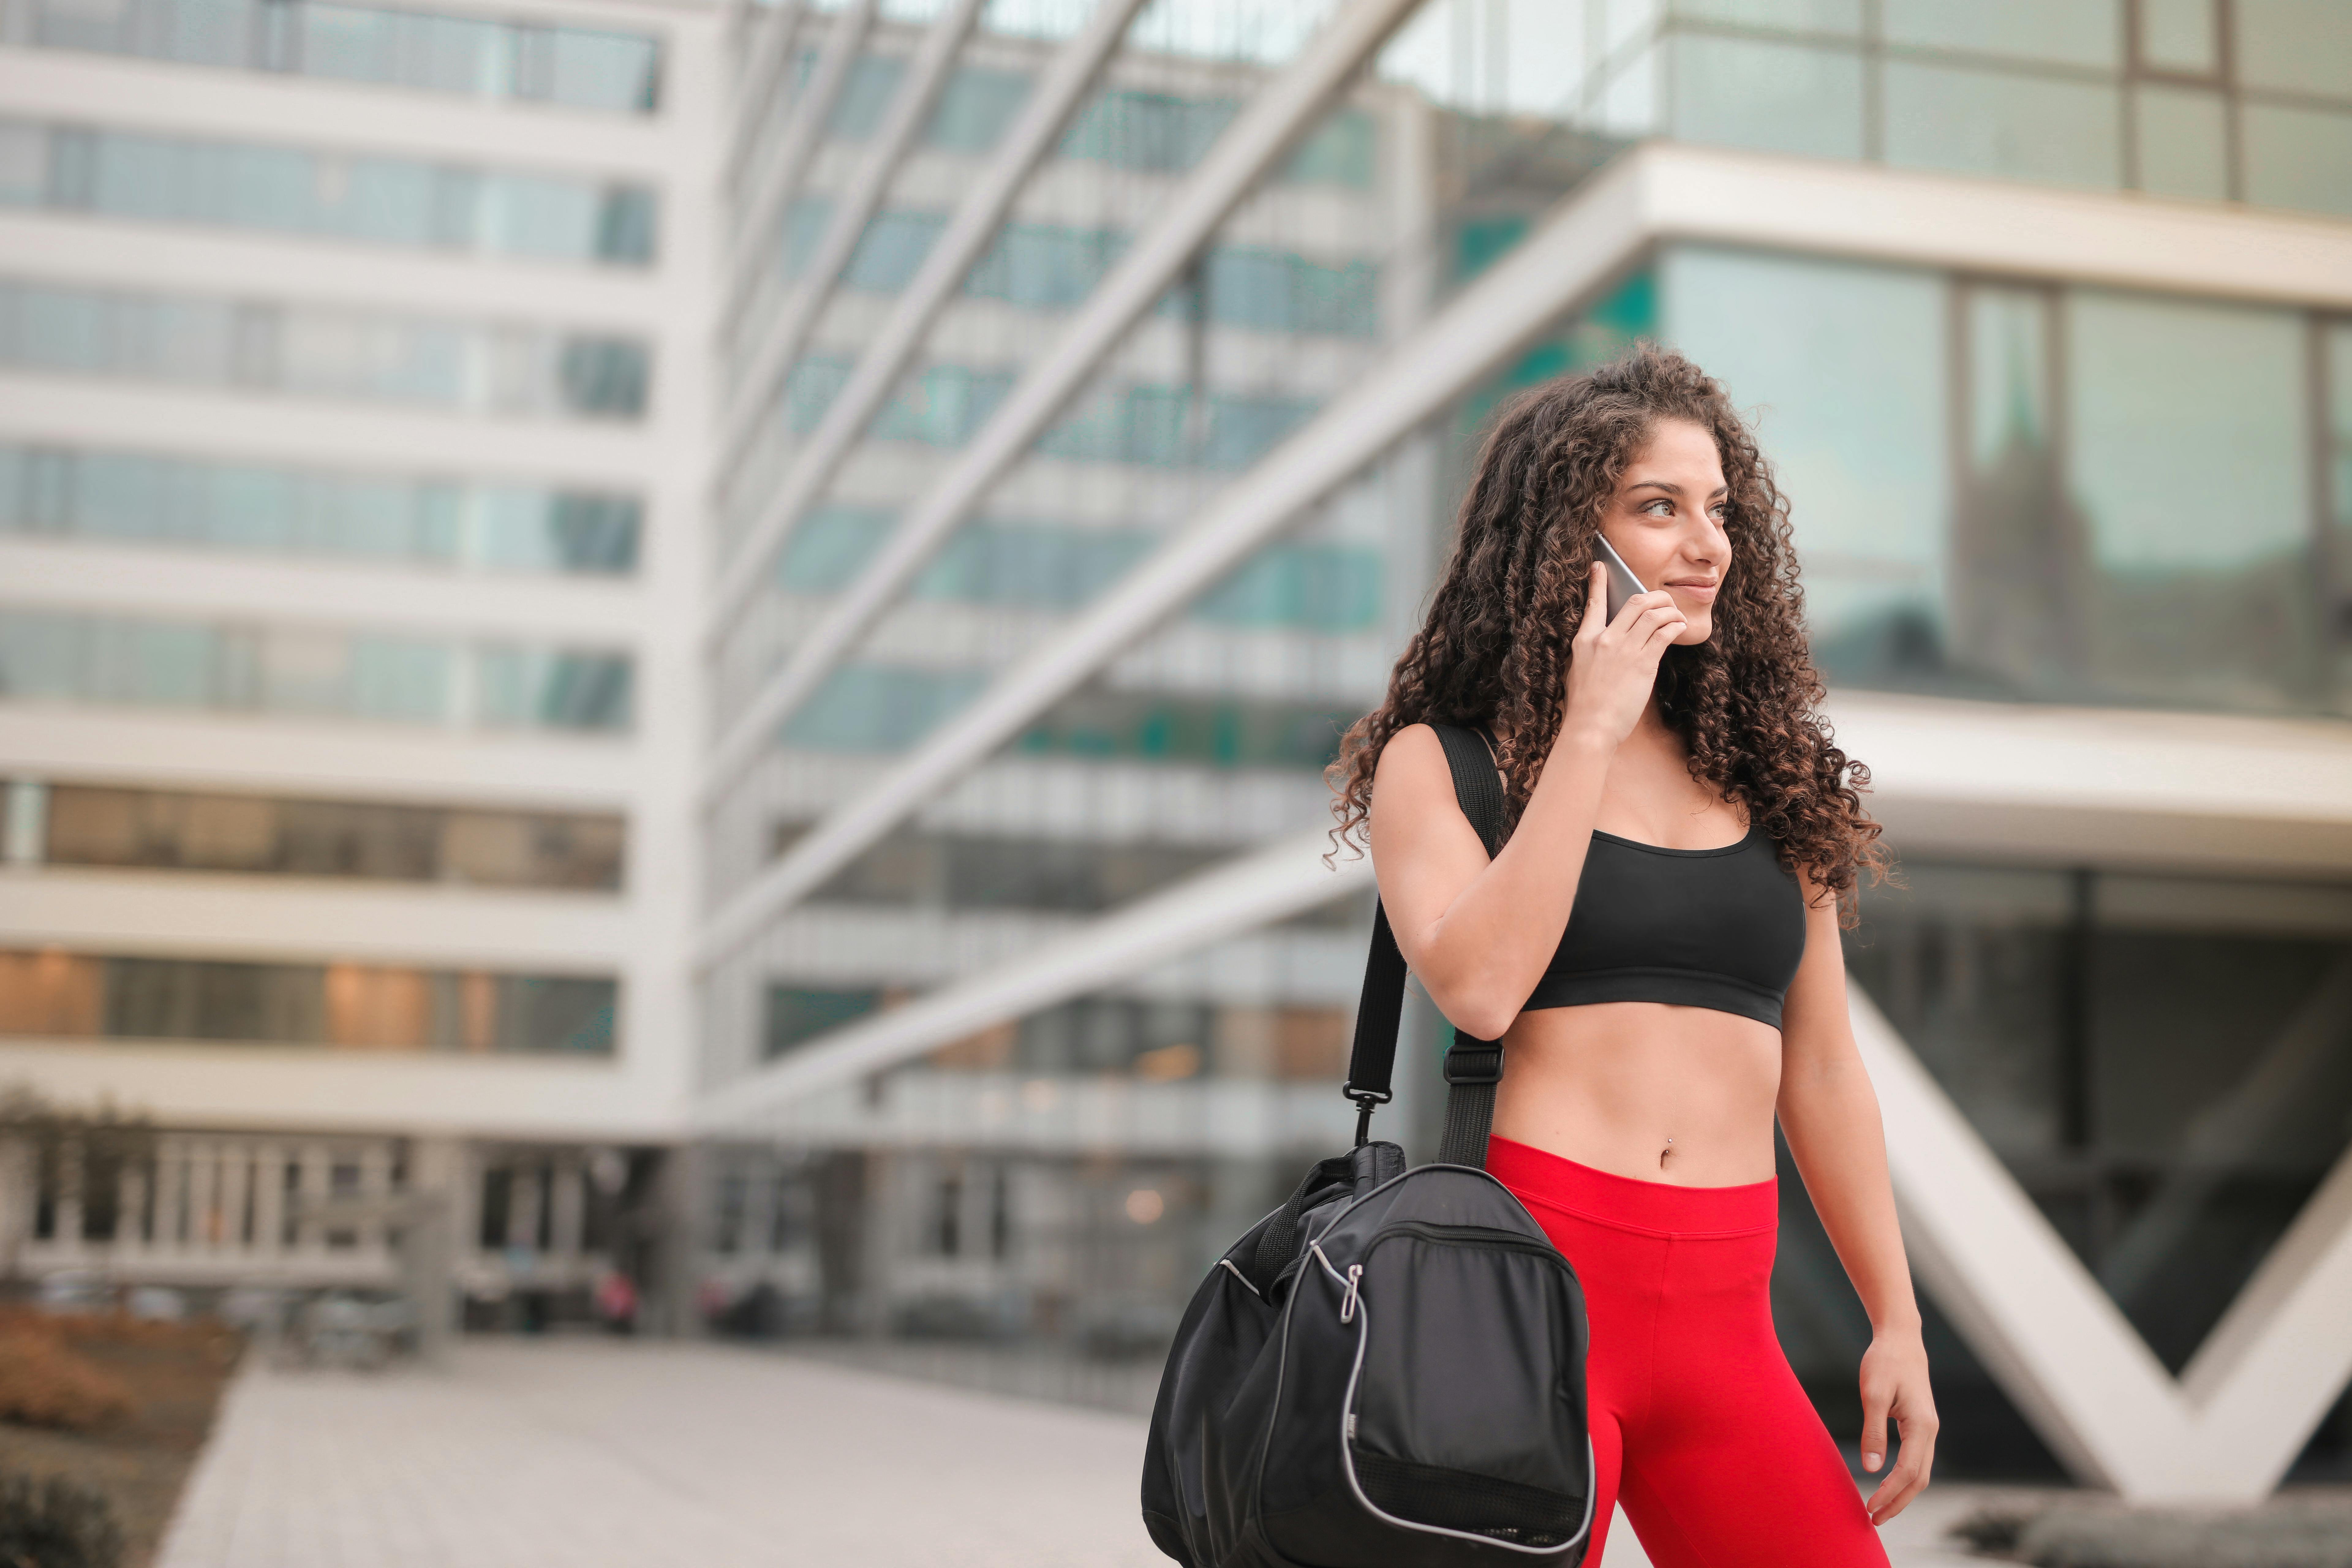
[1596,417,1730,646]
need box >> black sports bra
[1523,824,1807,1029]
[1438,726,1807,1030]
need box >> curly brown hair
[1327,343,1888,915]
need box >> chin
[1674,616,1715,646]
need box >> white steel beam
[704,0,1148,632]
[724,0,807,186]
[695,814,2352,1503]
[700,0,1424,658]
[723,0,876,328]
[692,126,1650,964]
[713,0,986,482]
[696,827,1369,1127]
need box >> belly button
[1660,1136,1674,1169]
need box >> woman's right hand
[1561,561,1687,751]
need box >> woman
[1329,346,1936,1566]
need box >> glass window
[829,54,907,140]
[1667,0,1862,29]
[0,442,637,575]
[475,646,634,730]
[1283,108,1377,188]
[2242,104,2352,220]
[0,948,617,1054]
[765,986,882,1058]
[1849,863,2352,1373]
[2133,84,2229,202]
[2332,325,2352,714]
[1015,688,1354,770]
[1196,543,1384,631]
[26,0,660,115]
[1061,89,1237,173]
[964,220,1125,310]
[778,504,895,592]
[2136,0,2220,74]
[783,663,989,752]
[1659,246,1948,685]
[2234,0,2352,99]
[1882,0,2121,68]
[1884,62,2122,190]
[876,364,1016,446]
[842,210,946,294]
[926,66,1031,153]
[777,195,831,280]
[1668,35,1865,161]
[0,609,632,730]
[912,521,1154,607]
[2064,289,2317,711]
[42,784,624,889]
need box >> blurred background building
[2,0,2349,1500]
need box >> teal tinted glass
[1884,63,2122,190]
[1882,0,2120,67]
[1659,246,1947,685]
[1668,35,1865,161]
[2235,0,2352,97]
[2242,104,2352,219]
[927,66,1032,152]
[2066,289,2316,711]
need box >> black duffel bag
[1142,725,1597,1568]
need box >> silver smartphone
[1593,533,1648,620]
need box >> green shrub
[0,1473,125,1568]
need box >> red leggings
[1487,1137,1887,1568]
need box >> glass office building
[4,0,2348,1503]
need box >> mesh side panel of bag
[1349,1450,1585,1548]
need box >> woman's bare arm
[1777,884,1938,1524]
[1367,567,1685,1039]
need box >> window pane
[2137,0,2219,73]
[2234,0,2352,99]
[1669,0,1862,31]
[926,66,1031,152]
[1668,35,1864,161]
[2243,104,2352,220]
[1882,0,2120,68]
[2065,289,2316,710]
[2134,84,2228,202]
[1885,62,2122,190]
[829,55,907,140]
[1658,247,1948,688]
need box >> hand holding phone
[1593,533,1647,620]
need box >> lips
[1666,580,1719,604]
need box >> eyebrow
[1625,480,1730,499]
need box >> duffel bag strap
[1339,723,1512,1168]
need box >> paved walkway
[157,1340,1988,1567]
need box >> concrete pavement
[156,1340,1989,1567]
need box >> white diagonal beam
[1853,988,2352,1499]
[724,0,876,328]
[714,0,986,483]
[699,0,1425,678]
[704,0,1147,635]
[692,142,1651,963]
[1848,988,2183,1491]
[696,827,1368,1129]
[725,0,808,185]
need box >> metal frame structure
[721,0,877,332]
[700,0,1429,771]
[713,0,986,480]
[703,0,1151,638]
[725,0,804,168]
[696,139,2352,965]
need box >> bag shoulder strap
[1340,723,1510,1167]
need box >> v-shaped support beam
[1853,989,2352,1501]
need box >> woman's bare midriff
[1489,1000,1782,1187]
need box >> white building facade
[4,0,2350,1503]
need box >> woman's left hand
[1857,1328,1938,1525]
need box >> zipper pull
[1340,1263,1362,1323]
